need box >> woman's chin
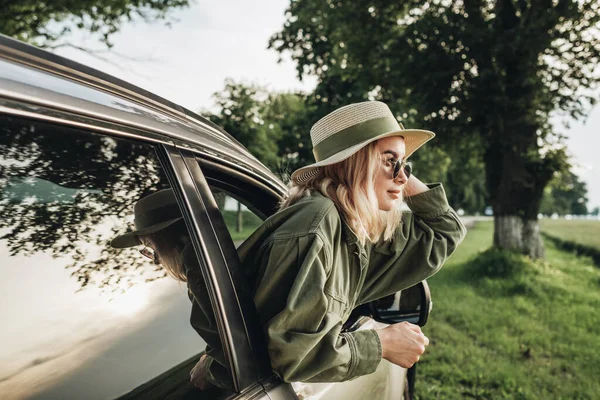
[378,202,393,212]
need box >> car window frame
[160,146,277,392]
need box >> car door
[0,114,240,399]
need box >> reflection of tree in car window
[0,115,170,293]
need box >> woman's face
[374,136,408,211]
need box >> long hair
[139,220,188,282]
[280,142,403,246]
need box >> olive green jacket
[196,183,466,386]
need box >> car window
[0,116,231,399]
[212,190,265,246]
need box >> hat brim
[110,217,183,249]
[291,128,434,183]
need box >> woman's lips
[388,190,402,199]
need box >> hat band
[312,116,402,161]
[135,205,182,230]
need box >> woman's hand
[375,321,429,368]
[402,175,430,197]
[190,354,213,390]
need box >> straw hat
[291,101,435,183]
[110,189,183,248]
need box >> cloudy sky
[54,0,599,210]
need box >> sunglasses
[393,159,412,180]
[139,246,160,264]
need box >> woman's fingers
[401,322,429,347]
[377,322,431,368]
[403,321,422,333]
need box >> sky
[53,0,599,210]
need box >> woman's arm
[256,233,382,383]
[360,179,467,304]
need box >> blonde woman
[221,100,467,384]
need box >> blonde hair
[280,142,403,246]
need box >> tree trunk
[483,0,556,261]
[522,219,544,259]
[236,201,243,233]
[494,215,522,250]
[494,215,544,259]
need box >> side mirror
[369,280,432,327]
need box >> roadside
[460,216,493,229]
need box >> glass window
[0,116,231,399]
[212,190,264,246]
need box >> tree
[270,0,600,258]
[205,81,316,231]
[205,80,282,172]
[262,92,316,179]
[540,170,589,216]
[0,0,189,49]
[205,80,317,179]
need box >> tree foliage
[540,169,589,215]
[0,115,168,294]
[204,80,314,180]
[270,0,600,257]
[0,0,189,48]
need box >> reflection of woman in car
[110,189,231,390]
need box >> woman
[113,100,467,388]
[227,100,467,383]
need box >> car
[0,34,432,400]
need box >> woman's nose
[394,168,408,185]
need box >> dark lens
[140,247,154,260]
[393,160,401,179]
[404,162,412,179]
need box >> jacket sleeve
[254,233,382,383]
[360,183,467,304]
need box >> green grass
[415,221,600,400]
[221,210,263,241]
[540,219,600,250]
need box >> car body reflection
[0,247,204,400]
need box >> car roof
[0,34,288,195]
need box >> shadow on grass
[541,233,600,267]
[441,248,547,299]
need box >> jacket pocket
[324,289,347,318]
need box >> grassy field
[415,221,600,399]
[221,210,263,241]
[539,219,600,250]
